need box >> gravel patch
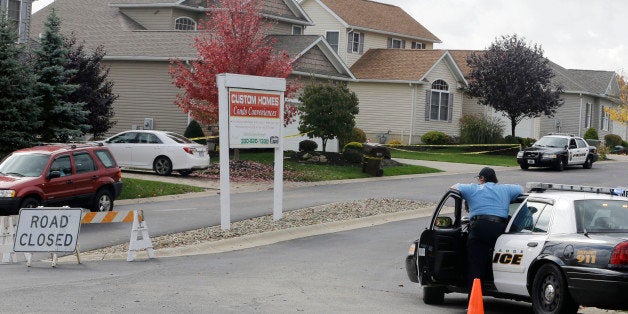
[86,198,433,255]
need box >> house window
[174,17,196,31]
[601,106,610,131]
[347,31,364,54]
[388,38,404,49]
[584,102,592,128]
[292,25,302,35]
[426,80,452,122]
[326,31,339,53]
[411,42,425,49]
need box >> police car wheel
[531,264,578,314]
[583,157,592,169]
[554,158,565,171]
[422,286,444,305]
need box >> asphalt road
[76,159,628,251]
[2,159,626,313]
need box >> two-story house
[300,0,625,143]
[30,0,354,145]
[1,0,32,43]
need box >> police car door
[417,190,467,286]
[492,198,553,296]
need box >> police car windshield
[533,137,568,148]
[575,199,628,233]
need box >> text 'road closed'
[14,208,82,252]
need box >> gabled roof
[271,35,355,80]
[30,0,348,78]
[350,49,465,84]
[568,69,619,97]
[110,0,314,25]
[309,0,440,43]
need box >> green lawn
[119,178,204,200]
[390,147,519,167]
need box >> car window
[50,155,72,176]
[569,139,577,148]
[95,150,117,168]
[73,152,96,174]
[137,133,162,144]
[575,138,587,148]
[109,132,138,143]
[509,201,550,233]
[533,205,553,233]
[575,199,628,232]
[166,132,194,144]
[0,153,49,177]
[533,136,567,148]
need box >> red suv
[0,143,123,214]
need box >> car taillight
[183,147,194,154]
[610,241,628,266]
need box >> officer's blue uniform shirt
[455,182,522,219]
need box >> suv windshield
[533,136,569,148]
[0,153,50,177]
[575,199,628,233]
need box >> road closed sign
[14,208,82,252]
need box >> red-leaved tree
[169,0,299,126]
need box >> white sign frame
[14,208,82,252]
[217,73,286,230]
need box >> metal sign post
[216,73,286,230]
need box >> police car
[405,182,628,313]
[516,134,598,171]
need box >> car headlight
[0,190,16,198]
[517,151,523,158]
[543,153,557,159]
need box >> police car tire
[422,286,444,305]
[531,264,578,314]
[554,158,565,171]
[583,157,592,169]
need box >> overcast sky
[33,0,627,74]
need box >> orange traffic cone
[467,278,484,314]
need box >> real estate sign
[229,88,282,148]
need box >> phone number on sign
[240,138,270,145]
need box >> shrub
[345,127,366,144]
[184,120,206,145]
[503,135,519,144]
[597,145,607,160]
[521,137,535,148]
[604,134,623,147]
[299,139,318,152]
[342,149,362,164]
[389,139,402,146]
[421,131,452,145]
[583,128,599,140]
[343,142,363,152]
[623,140,628,147]
[458,114,504,144]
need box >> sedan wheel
[154,156,173,176]
[532,264,578,314]
[554,158,565,171]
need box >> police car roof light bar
[526,182,628,197]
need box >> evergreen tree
[64,36,117,139]
[33,10,89,142]
[0,12,41,155]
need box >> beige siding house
[30,0,354,140]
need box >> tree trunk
[510,117,517,137]
[322,139,327,153]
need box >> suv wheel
[92,189,113,212]
[154,156,172,176]
[583,157,592,169]
[20,197,41,211]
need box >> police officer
[452,167,522,291]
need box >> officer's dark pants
[466,218,507,290]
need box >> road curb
[65,206,435,262]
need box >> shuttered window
[425,80,453,122]
[347,31,364,54]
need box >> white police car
[405,182,628,313]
